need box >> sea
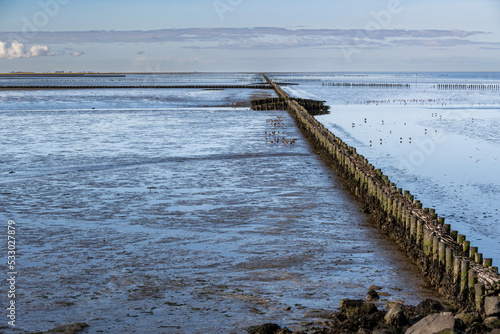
[0,72,498,333]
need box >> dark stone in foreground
[249,298,500,334]
[247,323,292,334]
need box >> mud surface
[1,76,439,333]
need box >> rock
[340,299,378,317]
[369,285,382,291]
[454,312,480,327]
[466,322,488,334]
[247,323,291,334]
[358,313,382,330]
[276,329,292,334]
[367,289,380,301]
[404,299,446,325]
[415,299,444,315]
[386,301,403,310]
[490,329,500,334]
[405,312,455,334]
[484,316,500,329]
[435,330,458,334]
[385,303,407,327]
[485,297,500,317]
[247,323,280,334]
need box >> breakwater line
[251,97,330,115]
[263,74,500,313]
[0,84,273,90]
[323,82,411,88]
[436,83,500,91]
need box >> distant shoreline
[1,71,499,77]
[0,73,126,78]
[0,72,260,77]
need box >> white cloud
[0,40,26,59]
[0,40,54,59]
[71,51,85,57]
[29,45,53,57]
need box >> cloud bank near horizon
[0,27,494,52]
[0,40,54,59]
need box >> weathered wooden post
[475,283,485,313]
[410,215,417,241]
[461,259,469,292]
[433,235,440,262]
[475,253,483,265]
[439,241,446,266]
[468,270,477,291]
[430,209,437,220]
[470,246,478,260]
[417,220,424,246]
[463,240,470,254]
[483,258,493,268]
[454,256,462,283]
[443,223,451,234]
[446,247,454,274]
[423,228,432,256]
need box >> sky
[0,0,499,72]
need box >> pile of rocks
[248,297,500,334]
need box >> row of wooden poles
[436,84,500,90]
[251,97,330,115]
[251,98,287,111]
[322,82,411,88]
[263,74,500,313]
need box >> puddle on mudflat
[0,83,439,333]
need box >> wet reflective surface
[1,75,439,333]
[275,72,500,264]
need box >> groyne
[251,97,330,115]
[436,84,500,91]
[263,74,500,314]
[323,82,410,88]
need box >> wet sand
[0,85,440,333]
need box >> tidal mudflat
[277,72,500,265]
[1,77,439,333]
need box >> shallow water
[0,76,439,333]
[275,72,500,264]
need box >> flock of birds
[348,114,447,147]
[368,137,413,147]
[265,115,297,145]
[346,98,499,107]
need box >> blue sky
[0,0,499,72]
